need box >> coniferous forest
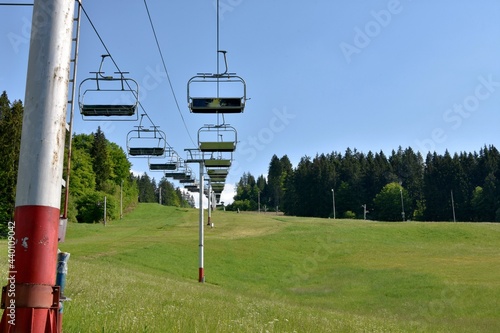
[2,90,499,225]
[0,91,193,233]
[229,147,500,222]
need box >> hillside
[1,204,498,332]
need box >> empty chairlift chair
[149,150,178,171]
[187,74,246,114]
[79,71,139,120]
[204,159,232,168]
[207,168,228,183]
[198,125,237,153]
[187,51,246,114]
[149,162,177,171]
[127,127,166,157]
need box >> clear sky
[2,0,500,205]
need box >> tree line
[66,130,194,223]
[230,146,500,222]
[0,91,193,232]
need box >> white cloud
[220,183,235,205]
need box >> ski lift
[164,171,183,179]
[204,159,231,168]
[180,178,195,184]
[185,185,200,192]
[79,55,139,120]
[198,125,237,153]
[149,163,177,171]
[187,51,246,114]
[127,126,166,157]
[209,176,226,183]
[211,182,225,192]
[149,150,178,171]
[207,169,228,183]
[207,169,229,177]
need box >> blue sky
[2,0,500,205]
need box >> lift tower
[0,0,75,331]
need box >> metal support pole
[0,0,75,331]
[55,252,70,333]
[331,188,336,219]
[198,165,205,282]
[207,181,212,226]
[400,188,405,221]
[120,180,123,219]
[451,190,456,222]
[103,196,107,226]
[258,190,260,213]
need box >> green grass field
[1,203,499,332]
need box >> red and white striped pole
[0,0,75,331]
[198,168,205,283]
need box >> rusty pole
[0,0,75,331]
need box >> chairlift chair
[149,150,178,171]
[209,177,226,183]
[127,126,166,157]
[211,183,225,192]
[187,73,246,113]
[198,125,237,153]
[79,56,139,120]
[149,163,177,171]
[165,171,186,179]
[187,51,247,114]
[207,169,229,177]
[208,169,228,183]
[204,159,232,168]
[185,185,200,192]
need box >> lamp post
[120,180,123,219]
[331,188,336,219]
[399,187,405,221]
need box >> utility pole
[104,196,107,226]
[258,190,260,213]
[0,0,75,331]
[400,187,405,221]
[207,181,212,226]
[331,188,336,219]
[120,180,123,219]
[451,190,456,222]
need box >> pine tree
[0,92,23,228]
[91,126,111,191]
[268,155,283,209]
